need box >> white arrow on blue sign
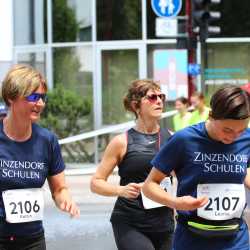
[151,0,182,18]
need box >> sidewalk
[44,173,118,250]
[64,163,97,175]
[45,173,119,208]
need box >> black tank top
[110,128,175,232]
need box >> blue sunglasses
[26,93,48,103]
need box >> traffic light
[192,0,221,42]
[177,21,197,49]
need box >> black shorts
[0,232,46,250]
[111,222,173,250]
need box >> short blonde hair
[2,64,47,106]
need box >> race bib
[141,177,173,209]
[2,188,44,223]
[197,184,246,220]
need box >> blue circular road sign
[151,0,182,18]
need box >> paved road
[44,174,118,250]
[43,174,250,250]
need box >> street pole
[186,0,196,98]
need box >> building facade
[1,0,250,132]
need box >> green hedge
[40,87,91,139]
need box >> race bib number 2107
[197,184,245,221]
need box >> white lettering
[0,160,45,170]
[1,169,40,179]
[193,153,248,163]
[202,163,245,174]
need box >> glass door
[96,44,146,127]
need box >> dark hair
[176,96,189,106]
[123,79,161,118]
[210,85,250,120]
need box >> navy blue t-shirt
[0,121,65,237]
[152,122,250,250]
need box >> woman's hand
[53,187,80,218]
[117,183,143,199]
[173,195,208,211]
[48,172,80,218]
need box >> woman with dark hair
[91,79,174,250]
[173,97,191,131]
[143,85,250,250]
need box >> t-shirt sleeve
[48,134,66,176]
[151,131,184,175]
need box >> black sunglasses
[26,93,48,103]
[145,93,166,103]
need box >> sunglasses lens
[146,94,165,102]
[148,95,157,101]
[26,93,47,102]
[26,94,39,102]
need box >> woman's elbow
[244,179,250,190]
[90,176,99,194]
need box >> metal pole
[202,40,208,93]
[186,0,196,98]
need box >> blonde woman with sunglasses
[91,79,174,250]
[0,64,80,250]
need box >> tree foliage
[97,0,141,40]
[40,87,91,138]
[52,0,79,42]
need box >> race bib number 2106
[2,188,44,223]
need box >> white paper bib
[2,188,44,223]
[197,183,246,220]
[141,177,173,209]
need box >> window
[101,49,139,124]
[97,0,142,41]
[214,1,250,38]
[16,52,46,77]
[204,43,250,96]
[14,0,47,45]
[53,0,92,42]
[53,46,93,131]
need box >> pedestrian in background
[189,92,210,125]
[0,64,80,250]
[143,85,250,250]
[91,79,174,250]
[172,97,192,131]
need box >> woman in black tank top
[91,79,174,250]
